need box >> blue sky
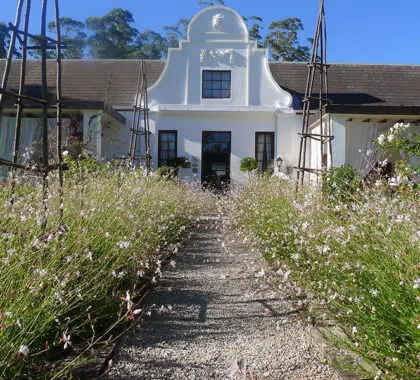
[2,0,420,64]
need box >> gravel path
[109,216,340,379]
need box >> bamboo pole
[41,0,49,232]
[54,0,64,225]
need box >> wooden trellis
[0,0,66,229]
[296,0,333,189]
[128,60,151,174]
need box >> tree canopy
[0,1,311,62]
[0,22,9,59]
[264,17,311,62]
[86,9,138,59]
[48,17,87,59]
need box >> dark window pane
[221,90,230,98]
[168,142,176,150]
[203,80,212,90]
[222,71,231,80]
[220,133,231,143]
[221,142,229,152]
[212,89,222,98]
[222,81,230,89]
[203,89,212,98]
[212,71,222,80]
[203,71,212,80]
[213,81,222,89]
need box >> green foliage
[86,8,138,59]
[156,166,177,178]
[167,156,191,169]
[230,178,420,378]
[130,29,168,60]
[264,17,311,61]
[63,153,107,179]
[240,157,257,173]
[0,2,311,61]
[48,18,87,59]
[0,169,207,376]
[377,123,420,178]
[162,18,190,54]
[0,22,8,59]
[322,164,361,204]
[199,0,225,7]
[245,16,264,47]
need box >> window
[202,70,231,99]
[202,131,231,153]
[255,132,274,171]
[158,131,177,167]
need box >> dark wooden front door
[202,131,231,190]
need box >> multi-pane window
[202,70,231,99]
[202,131,231,153]
[255,132,274,172]
[158,131,177,167]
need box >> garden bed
[0,168,208,377]
[227,177,420,379]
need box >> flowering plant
[376,123,420,185]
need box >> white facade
[137,6,300,186]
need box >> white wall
[149,111,283,184]
[146,7,292,110]
[136,6,300,184]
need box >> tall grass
[228,177,420,379]
[0,168,208,377]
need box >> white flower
[378,134,385,146]
[413,279,420,289]
[117,241,130,249]
[19,344,29,356]
[352,326,358,335]
[61,332,72,350]
[169,260,176,268]
[62,150,69,157]
[387,133,395,142]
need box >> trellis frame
[0,0,66,228]
[296,0,334,189]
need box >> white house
[0,6,419,185]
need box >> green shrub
[240,157,257,177]
[322,164,361,204]
[156,166,177,178]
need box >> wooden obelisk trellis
[296,0,333,189]
[0,0,66,229]
[128,60,151,175]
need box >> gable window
[202,70,231,99]
[255,132,274,172]
[158,130,177,167]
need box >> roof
[1,59,420,114]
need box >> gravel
[109,216,340,379]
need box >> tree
[0,22,9,58]
[199,0,225,7]
[244,16,264,47]
[162,18,190,55]
[264,17,311,62]
[48,17,87,59]
[130,30,167,60]
[86,8,138,59]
